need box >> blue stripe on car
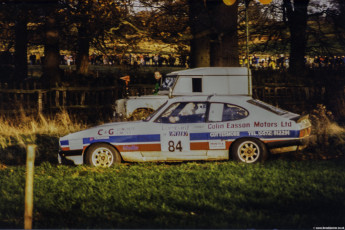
[79,130,300,146]
[83,134,161,145]
[60,140,69,146]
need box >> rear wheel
[231,138,267,163]
[85,143,121,167]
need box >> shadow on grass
[0,134,59,166]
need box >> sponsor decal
[162,125,189,131]
[169,131,188,136]
[210,131,240,138]
[209,140,226,150]
[97,127,134,136]
[248,130,292,137]
[208,121,293,129]
[208,123,251,129]
[253,121,292,128]
[122,145,139,151]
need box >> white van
[114,67,252,119]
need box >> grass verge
[0,160,345,229]
[0,111,86,165]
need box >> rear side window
[223,104,249,121]
[209,103,248,122]
[247,99,288,115]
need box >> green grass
[1,159,345,229]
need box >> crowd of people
[88,53,189,67]
[241,54,345,70]
[1,51,345,70]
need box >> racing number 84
[168,140,183,152]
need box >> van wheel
[231,139,267,163]
[85,144,121,167]
[130,108,154,120]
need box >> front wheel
[231,138,268,163]
[85,143,121,167]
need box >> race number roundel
[223,0,236,6]
[258,0,272,4]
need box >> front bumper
[58,150,84,165]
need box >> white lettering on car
[210,131,240,137]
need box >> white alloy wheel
[232,139,267,163]
[86,144,121,167]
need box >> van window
[192,78,202,92]
[160,75,177,91]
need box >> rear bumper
[266,135,315,154]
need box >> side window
[222,104,249,121]
[156,102,207,123]
[209,103,224,122]
[192,78,202,92]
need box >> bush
[307,104,345,158]
[0,111,86,166]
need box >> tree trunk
[43,9,61,86]
[284,0,310,74]
[14,11,28,80]
[76,25,90,76]
[188,0,211,67]
[209,1,239,67]
[188,0,239,68]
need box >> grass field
[1,159,345,229]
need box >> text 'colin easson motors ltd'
[208,121,292,129]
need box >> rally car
[59,95,312,166]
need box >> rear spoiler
[291,114,309,123]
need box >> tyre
[231,138,268,163]
[85,143,121,167]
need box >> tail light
[299,126,311,138]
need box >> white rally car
[59,95,312,166]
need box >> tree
[137,0,190,60]
[42,5,61,86]
[13,5,28,80]
[282,0,310,74]
[0,2,28,80]
[59,0,138,75]
[139,0,239,67]
[189,0,239,67]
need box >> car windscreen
[160,75,177,91]
[144,100,168,121]
[247,99,288,115]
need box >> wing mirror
[169,87,172,98]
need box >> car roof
[168,95,253,103]
[166,67,249,76]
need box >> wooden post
[38,91,43,115]
[62,90,67,108]
[24,144,36,230]
[55,90,60,107]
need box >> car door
[152,101,208,160]
[207,103,249,160]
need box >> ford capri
[59,95,312,166]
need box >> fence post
[38,91,43,115]
[24,144,36,229]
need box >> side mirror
[169,87,173,98]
